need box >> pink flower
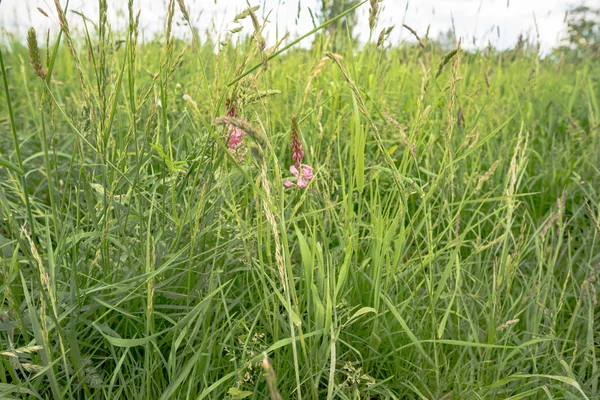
[284,114,314,189]
[300,164,313,179]
[285,164,314,188]
[228,127,245,148]
[223,99,248,161]
[227,120,247,161]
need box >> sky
[0,0,585,52]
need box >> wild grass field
[1,0,599,398]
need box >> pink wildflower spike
[224,110,248,161]
[290,114,304,168]
[284,114,315,189]
[223,99,248,161]
[227,125,247,161]
[226,98,237,117]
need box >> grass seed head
[475,160,499,193]
[369,0,380,32]
[234,5,260,23]
[176,0,190,23]
[27,28,46,79]
[261,354,282,400]
[403,24,426,48]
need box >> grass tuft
[0,2,599,399]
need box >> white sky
[0,0,586,52]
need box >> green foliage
[566,5,600,54]
[0,2,599,399]
[554,4,600,59]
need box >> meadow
[0,1,599,398]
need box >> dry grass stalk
[304,57,329,96]
[446,50,461,141]
[262,354,283,400]
[457,107,464,130]
[53,0,90,101]
[383,113,409,147]
[506,123,529,200]
[402,24,425,48]
[584,198,600,234]
[182,94,199,113]
[326,52,368,116]
[496,318,519,332]
[417,60,429,108]
[247,6,267,71]
[377,26,393,48]
[556,190,566,217]
[268,32,290,56]
[303,54,341,103]
[377,28,386,47]
[37,7,49,17]
[176,0,190,23]
[454,212,461,237]
[540,191,567,240]
[540,212,559,241]
[22,226,53,301]
[462,123,479,150]
[166,0,176,50]
[474,160,499,193]
[1,266,16,320]
[580,263,600,306]
[214,116,266,150]
[128,1,140,84]
[484,70,491,88]
[168,47,188,77]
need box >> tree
[564,4,600,56]
[319,0,361,49]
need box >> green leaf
[0,383,42,399]
[352,96,365,193]
[162,349,206,400]
[487,374,588,399]
[334,240,353,301]
[381,293,434,366]
[227,387,253,399]
[346,307,377,326]
[94,323,164,347]
[0,155,24,175]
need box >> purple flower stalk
[284,114,313,189]
[225,99,248,161]
[291,135,304,169]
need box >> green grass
[1,1,599,398]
